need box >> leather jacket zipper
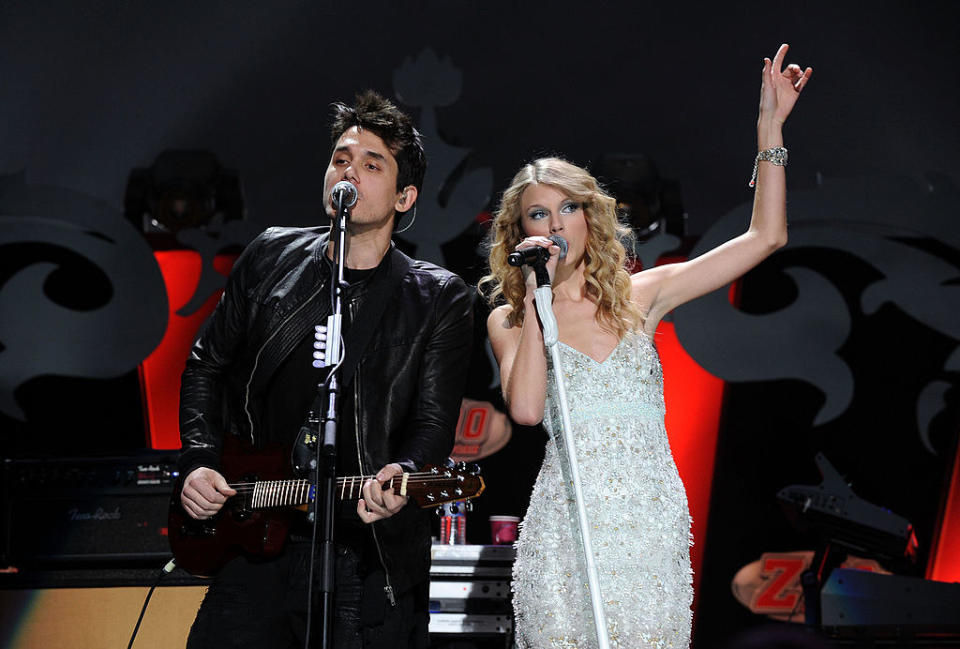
[350,297,397,607]
[243,282,327,443]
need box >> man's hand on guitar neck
[357,463,409,524]
[181,467,238,520]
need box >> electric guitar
[168,447,484,577]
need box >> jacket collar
[315,231,395,295]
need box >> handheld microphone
[550,235,569,259]
[507,235,568,267]
[332,181,358,208]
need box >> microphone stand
[531,260,611,649]
[306,186,351,649]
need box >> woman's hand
[759,43,813,128]
[515,236,561,294]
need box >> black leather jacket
[178,226,473,599]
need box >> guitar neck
[228,474,402,510]
[226,464,482,510]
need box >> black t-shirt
[261,265,377,538]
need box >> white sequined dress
[512,331,693,649]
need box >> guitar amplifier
[1,453,179,566]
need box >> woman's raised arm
[635,43,812,335]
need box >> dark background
[3,2,957,232]
[2,1,959,647]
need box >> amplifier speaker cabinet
[1,453,179,566]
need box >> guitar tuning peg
[456,461,467,471]
[449,503,460,514]
[468,464,481,476]
[443,457,455,468]
[465,501,474,512]
[435,507,444,517]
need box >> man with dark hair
[328,91,427,208]
[177,90,473,648]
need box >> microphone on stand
[507,235,568,267]
[332,181,358,209]
[510,235,568,288]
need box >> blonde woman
[484,45,811,648]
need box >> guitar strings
[227,472,468,488]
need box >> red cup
[489,515,520,545]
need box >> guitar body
[168,441,298,578]
[168,499,293,578]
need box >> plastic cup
[489,515,520,545]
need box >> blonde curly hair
[481,157,641,338]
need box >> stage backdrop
[2,2,959,646]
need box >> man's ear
[396,185,418,212]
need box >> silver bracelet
[749,146,788,187]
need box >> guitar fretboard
[227,472,457,509]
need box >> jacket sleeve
[177,232,265,477]
[395,274,474,472]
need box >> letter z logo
[750,553,810,614]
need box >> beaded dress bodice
[512,331,692,649]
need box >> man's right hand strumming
[180,467,237,520]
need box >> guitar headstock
[407,462,485,509]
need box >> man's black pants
[186,542,429,649]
